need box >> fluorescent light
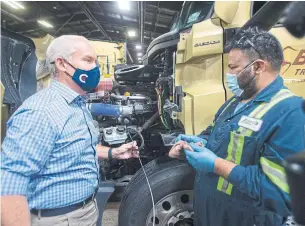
[136,45,142,50]
[118,0,130,11]
[12,1,24,9]
[137,53,142,57]
[4,1,18,9]
[4,1,24,9]
[38,20,54,28]
[128,30,136,37]
[137,57,142,60]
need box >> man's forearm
[1,195,30,226]
[214,158,237,179]
[96,144,110,159]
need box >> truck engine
[86,48,184,182]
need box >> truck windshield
[171,1,214,32]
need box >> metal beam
[140,1,144,44]
[146,4,180,14]
[1,8,50,36]
[145,11,173,21]
[16,18,166,39]
[126,48,134,63]
[77,1,111,41]
[154,2,161,32]
[1,9,25,23]
[55,14,76,35]
[33,1,78,34]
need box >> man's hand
[169,141,194,160]
[175,134,207,146]
[185,143,218,172]
[112,141,139,160]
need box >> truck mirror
[214,1,239,24]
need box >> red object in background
[95,79,113,92]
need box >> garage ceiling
[1,1,184,63]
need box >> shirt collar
[253,75,284,103]
[50,80,82,104]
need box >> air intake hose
[87,103,133,117]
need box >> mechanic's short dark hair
[226,27,283,71]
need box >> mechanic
[1,35,139,226]
[169,27,305,226]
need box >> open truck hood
[1,28,37,113]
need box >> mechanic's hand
[175,134,207,146]
[113,141,139,160]
[168,141,194,160]
[184,143,218,172]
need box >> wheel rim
[145,190,194,226]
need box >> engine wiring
[156,87,170,130]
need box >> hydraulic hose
[88,103,121,117]
[139,111,159,132]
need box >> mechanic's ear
[254,60,266,75]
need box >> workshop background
[1,1,183,64]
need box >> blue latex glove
[175,134,207,146]
[184,143,218,173]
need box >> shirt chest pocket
[226,131,260,166]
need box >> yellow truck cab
[175,1,305,135]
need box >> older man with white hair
[1,35,138,226]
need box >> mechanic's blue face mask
[226,60,258,97]
[65,60,100,92]
[226,73,243,97]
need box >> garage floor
[101,202,120,226]
[101,205,299,226]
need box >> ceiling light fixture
[4,1,25,9]
[136,45,142,50]
[128,30,136,37]
[137,53,143,57]
[13,1,25,9]
[118,0,130,11]
[38,20,54,28]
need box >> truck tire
[119,156,195,226]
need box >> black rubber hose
[139,111,159,132]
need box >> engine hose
[127,127,145,150]
[88,103,121,117]
[88,103,134,117]
[139,111,159,132]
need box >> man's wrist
[214,157,236,178]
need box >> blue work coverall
[194,76,305,226]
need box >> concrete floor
[101,202,120,226]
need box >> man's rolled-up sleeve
[227,107,305,216]
[1,109,57,196]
